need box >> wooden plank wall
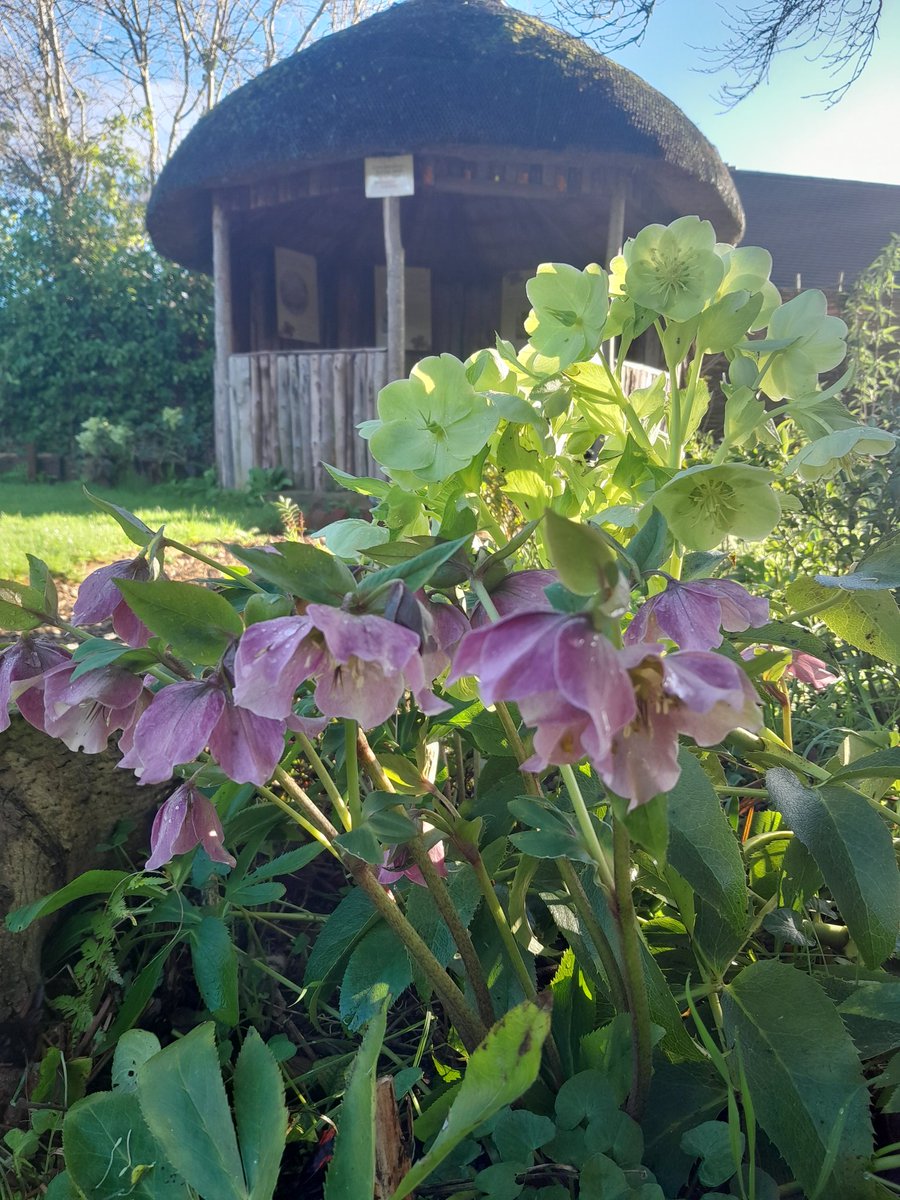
[228,348,387,490]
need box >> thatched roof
[147,0,743,272]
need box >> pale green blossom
[623,216,724,322]
[758,290,847,401]
[524,262,609,372]
[787,427,896,481]
[653,463,782,551]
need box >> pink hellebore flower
[377,837,447,888]
[449,611,638,771]
[596,645,763,807]
[785,651,840,690]
[232,603,449,730]
[626,577,768,652]
[126,677,285,786]
[471,569,559,627]
[419,594,470,681]
[41,661,144,753]
[0,635,71,733]
[72,557,152,647]
[145,782,236,871]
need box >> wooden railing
[227,349,662,491]
[227,348,387,490]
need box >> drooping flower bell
[626,577,769,651]
[233,602,448,730]
[40,660,144,753]
[125,675,285,786]
[145,782,236,871]
[0,634,71,734]
[448,611,637,772]
[595,645,763,807]
[377,836,447,889]
[72,556,152,647]
[785,651,840,690]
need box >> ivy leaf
[116,578,242,664]
[723,961,874,1200]
[766,768,900,967]
[680,1121,741,1188]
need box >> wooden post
[604,179,627,367]
[383,196,406,382]
[212,195,235,488]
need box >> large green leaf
[64,1091,190,1199]
[116,578,242,665]
[786,576,900,665]
[233,1029,287,1200]
[339,923,412,1031]
[667,751,749,944]
[324,1004,386,1200]
[826,747,900,786]
[356,534,471,595]
[723,960,875,1200]
[138,1023,247,1200]
[190,916,239,1026]
[766,768,900,966]
[84,487,157,547]
[304,888,376,989]
[227,542,355,603]
[389,999,552,1200]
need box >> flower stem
[257,784,340,859]
[348,859,488,1052]
[293,731,352,830]
[408,840,496,1029]
[164,537,265,591]
[559,763,615,896]
[556,858,628,1013]
[344,719,361,825]
[471,576,501,622]
[273,766,338,839]
[612,816,653,1119]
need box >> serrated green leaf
[826,747,900,785]
[667,751,749,944]
[64,1091,189,1199]
[340,923,412,1031]
[766,768,900,966]
[84,487,156,547]
[389,999,552,1200]
[324,1004,386,1200]
[357,534,472,595]
[786,576,900,665]
[723,961,874,1200]
[304,888,376,989]
[138,1023,247,1200]
[116,578,242,665]
[227,542,355,603]
[233,1029,286,1200]
[190,917,239,1026]
[27,554,58,618]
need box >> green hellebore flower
[758,289,847,401]
[524,262,609,372]
[366,353,499,484]
[623,216,724,322]
[653,463,782,551]
[715,243,781,330]
[787,426,896,481]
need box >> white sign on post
[365,155,415,198]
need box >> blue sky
[522,0,900,185]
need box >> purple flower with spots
[0,635,71,733]
[471,569,559,627]
[41,661,145,753]
[449,611,637,771]
[145,782,236,871]
[232,603,448,730]
[626,577,769,652]
[595,644,763,807]
[126,677,285,786]
[72,557,153,647]
[785,651,839,690]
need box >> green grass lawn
[0,479,278,580]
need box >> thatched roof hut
[147,0,743,488]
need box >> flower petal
[207,702,285,785]
[232,615,321,719]
[131,681,226,784]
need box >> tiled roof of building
[732,169,900,292]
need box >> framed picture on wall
[500,270,532,345]
[275,248,320,343]
[375,265,432,352]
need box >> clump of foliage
[3,217,899,1200]
[0,130,213,464]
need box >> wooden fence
[226,348,662,491]
[227,348,387,490]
